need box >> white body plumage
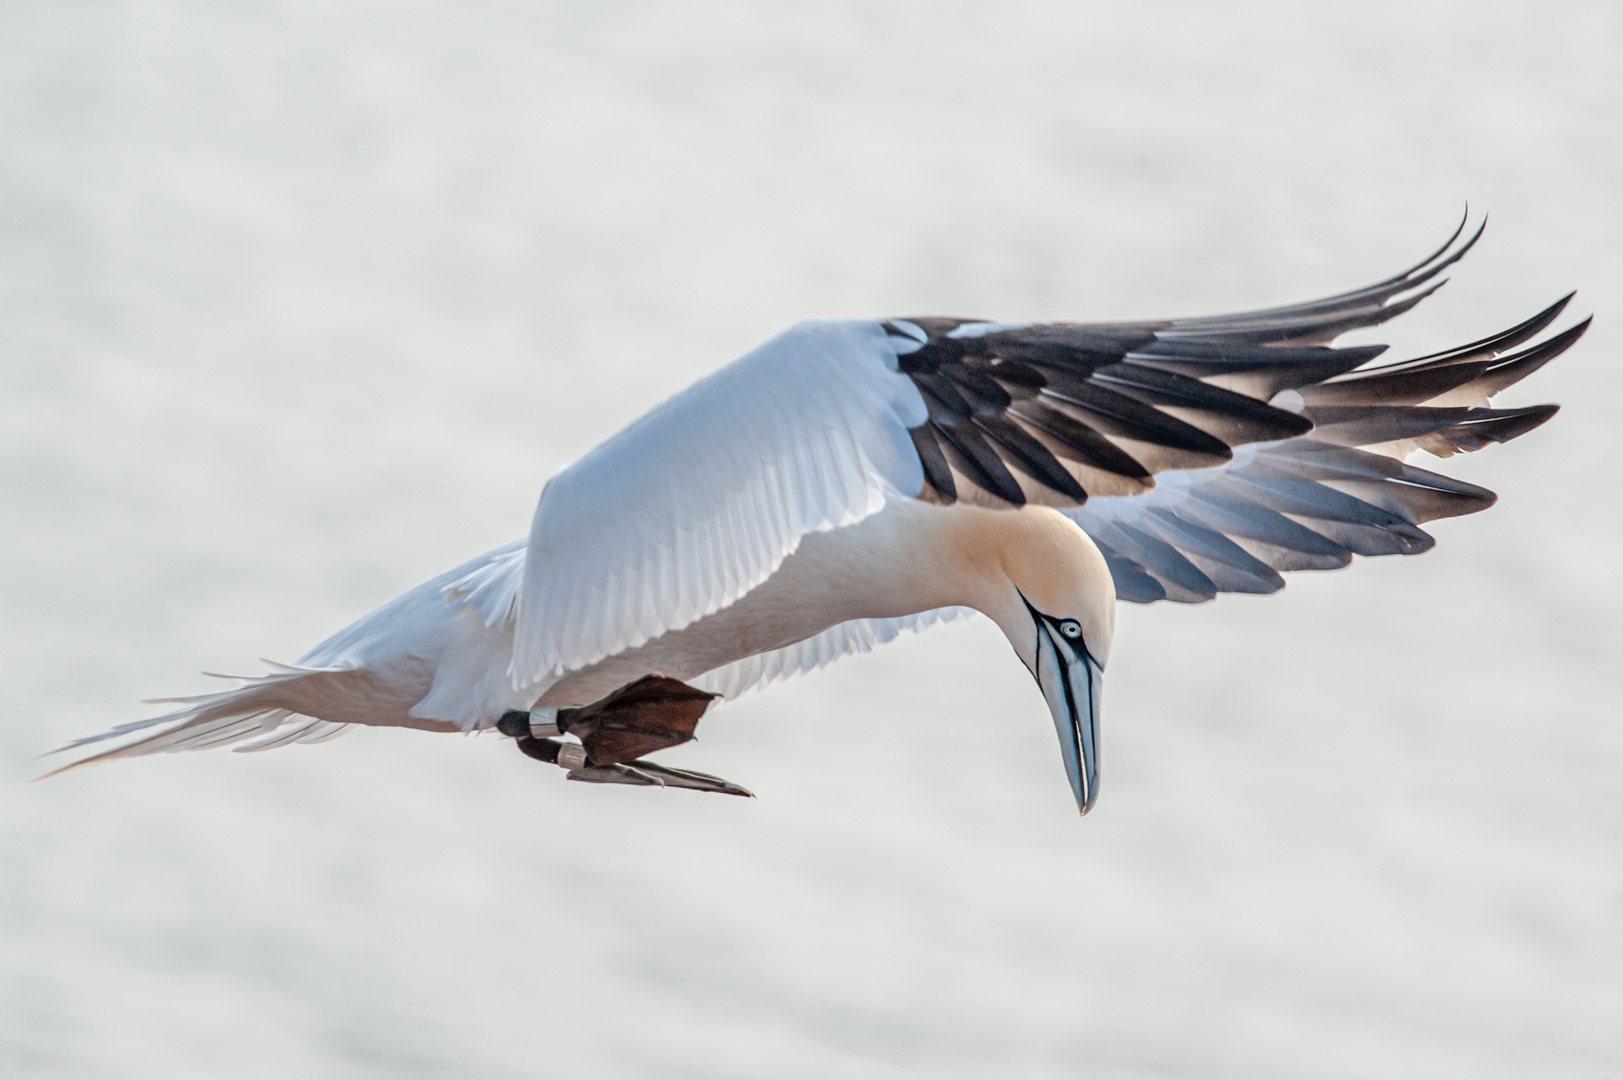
[51,221,1583,814]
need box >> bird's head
[969,507,1116,815]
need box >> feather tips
[995,216,1582,604]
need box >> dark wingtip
[1487,315,1593,379]
[1421,403,1561,456]
[1491,402,1560,443]
[1544,314,1596,358]
[1486,291,1576,350]
[1374,277,1447,324]
[1412,207,1484,284]
[1387,206,1470,286]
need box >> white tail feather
[39,667,354,779]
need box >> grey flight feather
[884,214,1586,604]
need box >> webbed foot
[499,674,718,764]
[514,736,752,798]
[502,675,751,797]
[566,758,754,798]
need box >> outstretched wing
[509,319,931,687]
[1065,303,1585,603]
[509,216,1583,687]
[57,217,1582,774]
[880,216,1584,602]
[884,216,1489,507]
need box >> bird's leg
[497,673,717,763]
[497,674,753,798]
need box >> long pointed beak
[1034,626,1104,815]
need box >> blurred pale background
[2,2,1620,1077]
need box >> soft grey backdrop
[2,2,1619,1077]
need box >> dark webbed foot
[502,674,752,797]
[564,758,754,798]
[558,674,718,765]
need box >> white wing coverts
[47,217,1587,774]
[509,319,929,687]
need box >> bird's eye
[1058,619,1083,639]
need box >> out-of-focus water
[2,2,1619,1077]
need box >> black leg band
[515,736,563,764]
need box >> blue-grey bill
[1035,628,1103,815]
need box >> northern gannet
[49,217,1587,814]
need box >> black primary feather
[888,216,1583,540]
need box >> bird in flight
[49,216,1587,814]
